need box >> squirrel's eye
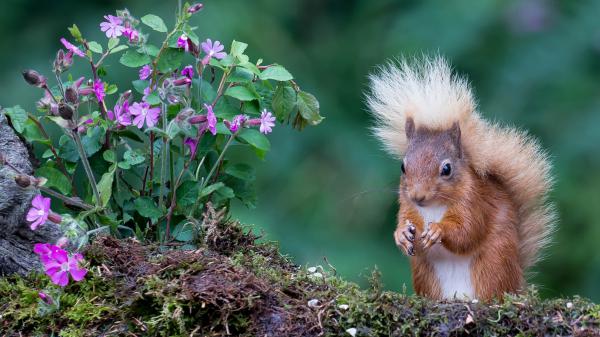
[401,162,406,174]
[441,163,452,177]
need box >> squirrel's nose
[411,194,427,206]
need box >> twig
[38,186,94,210]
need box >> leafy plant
[0,2,322,289]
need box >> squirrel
[367,56,556,301]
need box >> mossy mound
[1,209,599,336]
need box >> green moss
[1,219,599,336]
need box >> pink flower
[123,27,139,42]
[205,104,217,135]
[130,102,161,129]
[184,137,199,158]
[93,79,105,102]
[177,34,190,52]
[108,101,131,127]
[188,3,204,14]
[139,65,152,80]
[225,114,247,133]
[33,243,61,264]
[100,15,125,38]
[26,195,51,230]
[142,86,153,102]
[42,249,87,287]
[182,65,194,79]
[60,38,85,58]
[259,109,276,134]
[201,39,226,65]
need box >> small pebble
[307,299,319,308]
[338,304,349,310]
[346,328,357,336]
[567,302,573,309]
[307,267,317,273]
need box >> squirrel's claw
[394,223,415,256]
[421,223,442,250]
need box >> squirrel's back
[367,56,556,270]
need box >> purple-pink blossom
[225,114,247,133]
[139,65,152,80]
[184,137,199,159]
[201,39,226,65]
[100,15,125,38]
[41,248,87,287]
[33,243,61,264]
[123,26,139,42]
[205,104,217,135]
[177,34,190,52]
[259,109,276,134]
[130,102,161,129]
[60,38,85,58]
[182,65,194,79]
[38,291,53,305]
[27,195,51,230]
[93,79,105,102]
[108,101,132,127]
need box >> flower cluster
[100,14,139,42]
[34,243,87,287]
[225,109,276,135]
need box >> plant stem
[72,131,101,207]
[39,186,94,210]
[149,131,155,196]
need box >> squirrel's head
[401,117,465,207]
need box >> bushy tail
[367,56,556,270]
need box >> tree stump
[0,112,62,275]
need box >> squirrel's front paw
[394,220,416,256]
[421,222,443,249]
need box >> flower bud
[188,3,204,13]
[22,70,47,88]
[73,76,85,89]
[56,237,69,248]
[54,49,65,70]
[177,108,195,121]
[63,50,74,68]
[65,87,78,104]
[48,212,63,224]
[58,103,74,120]
[38,292,53,305]
[14,174,32,188]
[173,77,192,86]
[79,87,94,96]
[188,114,207,124]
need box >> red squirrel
[367,57,556,300]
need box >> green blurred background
[1,0,599,300]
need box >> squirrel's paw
[394,220,416,256]
[421,222,442,250]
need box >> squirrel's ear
[405,117,415,140]
[449,121,462,157]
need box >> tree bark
[0,112,62,275]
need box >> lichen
[0,216,598,336]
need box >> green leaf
[227,68,254,83]
[106,84,118,95]
[297,91,323,125]
[109,45,128,54]
[119,50,151,68]
[96,165,115,207]
[224,163,255,181]
[200,182,225,199]
[230,40,248,57]
[58,127,103,162]
[3,105,28,133]
[87,41,103,54]
[108,37,119,50]
[259,65,294,81]
[157,48,184,73]
[141,14,167,32]
[134,197,164,219]
[132,80,150,94]
[172,222,194,242]
[224,85,259,101]
[103,149,115,163]
[35,166,71,195]
[68,24,83,42]
[272,84,297,122]
[176,181,199,208]
[237,128,270,151]
[123,149,146,166]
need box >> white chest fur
[416,205,475,299]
